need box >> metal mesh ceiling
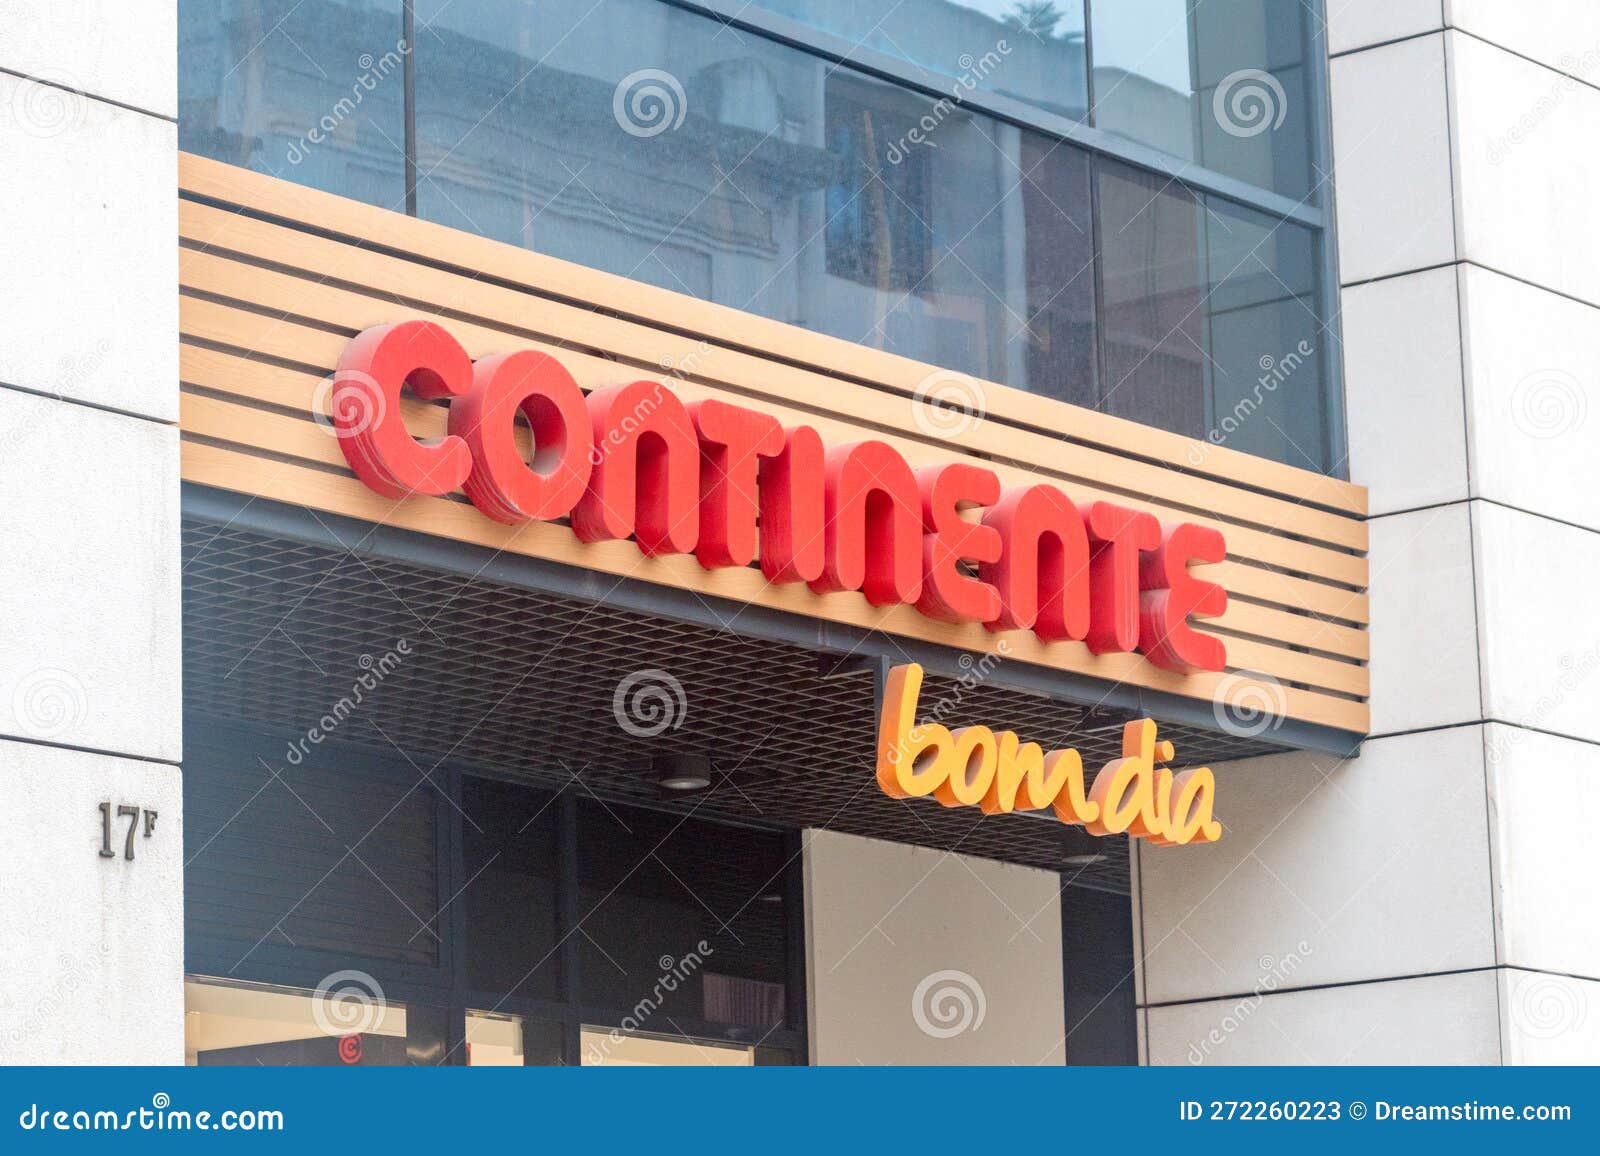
[181,517,1286,894]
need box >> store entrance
[174,495,1286,1064]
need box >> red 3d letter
[334,320,473,498]
[1139,522,1228,673]
[449,350,592,524]
[758,425,827,584]
[812,441,923,606]
[916,463,1002,623]
[690,399,783,570]
[572,380,699,556]
[1086,502,1161,654]
[980,484,1091,642]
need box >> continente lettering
[876,664,1222,845]
[332,320,1229,673]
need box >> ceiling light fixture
[653,752,713,792]
[1061,852,1108,868]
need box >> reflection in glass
[413,0,1097,403]
[183,737,439,969]
[177,0,407,207]
[466,1011,566,1066]
[462,777,561,1000]
[581,1026,754,1066]
[1096,158,1329,470]
[1090,0,1314,199]
[744,0,1088,120]
[174,0,1339,473]
[185,978,416,1066]
[1095,162,1208,435]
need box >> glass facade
[182,722,807,1065]
[178,0,1339,472]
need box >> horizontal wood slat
[176,154,1370,738]
[176,284,1367,590]
[177,201,1368,555]
[178,152,1367,517]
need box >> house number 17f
[98,802,157,861]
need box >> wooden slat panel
[178,203,1367,554]
[175,278,1367,589]
[181,301,1369,621]
[179,438,1369,734]
[1218,601,1370,663]
[178,152,1367,517]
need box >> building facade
[0,0,1591,1065]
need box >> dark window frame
[182,715,810,1065]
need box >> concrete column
[0,2,182,1063]
[1137,0,1600,1064]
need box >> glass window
[1202,195,1328,471]
[744,0,1088,121]
[412,0,1097,403]
[461,777,562,1001]
[183,736,440,968]
[184,978,442,1066]
[1090,0,1315,200]
[1095,157,1330,471]
[1095,161,1208,436]
[178,0,407,207]
[466,1011,565,1065]
[580,1026,754,1066]
[177,0,1340,474]
[577,801,791,1029]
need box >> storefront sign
[875,664,1222,845]
[333,321,1229,675]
